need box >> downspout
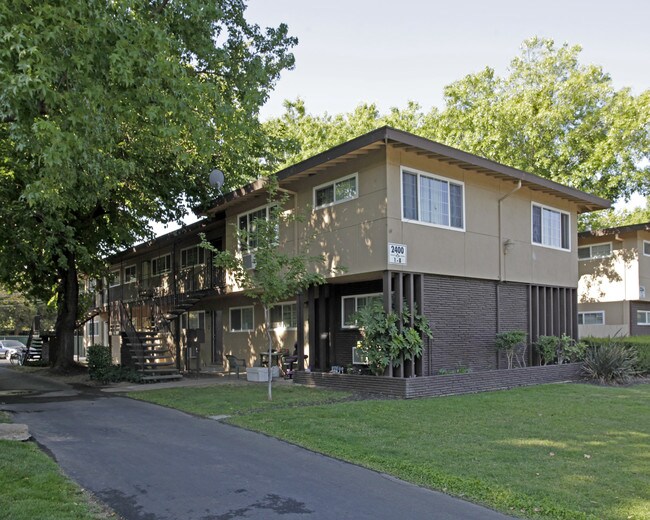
[498,180,522,282]
[496,180,522,357]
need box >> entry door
[211,310,223,365]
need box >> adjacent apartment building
[85,127,609,378]
[578,223,650,337]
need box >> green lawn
[127,383,353,416]
[0,441,110,520]
[131,382,649,520]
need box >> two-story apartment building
[91,127,609,378]
[578,222,650,337]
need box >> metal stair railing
[116,301,145,367]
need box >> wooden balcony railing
[108,264,225,303]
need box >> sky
[154,0,649,235]
[246,0,650,120]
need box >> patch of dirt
[10,364,104,387]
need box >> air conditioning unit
[243,253,256,270]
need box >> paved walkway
[0,367,518,520]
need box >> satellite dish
[209,169,225,189]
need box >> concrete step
[140,374,183,382]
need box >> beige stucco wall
[385,147,580,287]
[636,231,650,300]
[201,145,584,291]
[578,234,642,303]
[577,300,630,338]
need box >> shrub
[355,302,432,376]
[582,343,638,384]
[87,345,142,384]
[494,330,527,369]
[582,336,650,375]
[535,334,587,365]
[87,345,112,379]
[535,336,558,365]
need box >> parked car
[0,339,27,359]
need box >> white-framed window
[578,242,612,260]
[86,319,99,337]
[341,293,383,329]
[313,173,358,209]
[644,241,650,256]
[270,302,297,330]
[578,311,605,325]
[230,306,254,332]
[238,205,277,252]
[532,203,570,251]
[352,341,369,365]
[151,254,171,276]
[182,310,205,330]
[637,310,650,325]
[109,269,121,287]
[124,265,137,284]
[180,246,206,269]
[401,167,465,231]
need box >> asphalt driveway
[0,367,517,520]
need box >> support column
[297,291,305,370]
[307,286,316,370]
[383,271,393,378]
[394,273,404,378]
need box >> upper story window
[578,311,604,325]
[532,203,570,251]
[238,205,276,252]
[578,242,612,260]
[109,270,120,287]
[270,302,297,330]
[401,167,464,231]
[644,241,650,256]
[124,265,137,284]
[637,310,650,325]
[313,173,358,209]
[181,246,206,269]
[151,254,171,276]
[342,293,383,329]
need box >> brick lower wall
[630,301,650,336]
[294,363,582,399]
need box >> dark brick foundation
[294,363,582,399]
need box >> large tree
[0,0,296,368]
[266,37,649,210]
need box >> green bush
[355,302,432,376]
[87,345,142,384]
[582,336,650,374]
[87,345,112,379]
[582,343,638,384]
[535,336,558,365]
[494,330,527,369]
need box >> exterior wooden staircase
[115,301,182,383]
[25,318,43,362]
[121,330,181,382]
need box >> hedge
[582,336,650,374]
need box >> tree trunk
[53,252,79,370]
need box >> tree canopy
[0,0,296,367]
[265,38,650,220]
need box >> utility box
[246,366,279,382]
